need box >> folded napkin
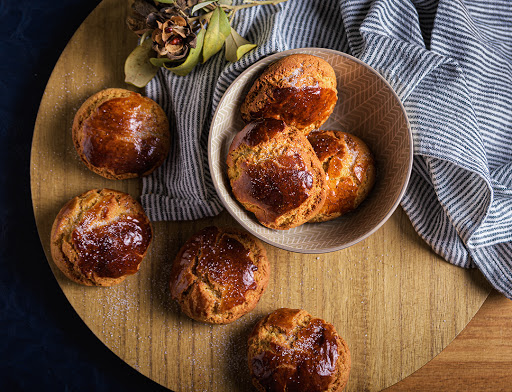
[143,0,512,299]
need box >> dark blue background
[0,1,169,391]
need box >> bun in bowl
[227,118,326,230]
[209,48,412,253]
[308,130,376,222]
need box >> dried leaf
[164,27,206,76]
[202,6,231,63]
[150,57,173,67]
[225,28,257,62]
[191,0,216,15]
[124,38,159,88]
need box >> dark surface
[0,1,169,391]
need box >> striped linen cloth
[143,0,512,298]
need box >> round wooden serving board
[30,1,492,391]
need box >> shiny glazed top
[308,130,374,216]
[240,54,338,133]
[82,94,168,176]
[170,226,258,311]
[250,86,337,130]
[243,153,314,216]
[250,308,341,392]
[72,197,152,279]
[229,119,315,219]
[229,118,287,149]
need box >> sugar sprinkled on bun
[248,308,351,392]
[169,226,270,324]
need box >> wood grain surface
[385,289,512,392]
[30,0,496,391]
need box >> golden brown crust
[247,308,351,392]
[169,226,270,324]
[308,130,376,222]
[240,54,337,134]
[227,118,326,230]
[72,88,170,180]
[50,189,153,286]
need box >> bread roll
[308,130,375,222]
[169,226,269,324]
[72,88,170,179]
[227,118,326,230]
[248,308,351,392]
[50,188,152,286]
[240,54,337,134]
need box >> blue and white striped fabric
[143,0,512,299]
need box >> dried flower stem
[225,0,288,12]
[188,0,287,23]
[188,11,213,23]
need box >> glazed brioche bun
[169,226,270,324]
[308,130,375,223]
[248,308,351,392]
[240,54,338,134]
[227,118,326,230]
[50,188,152,286]
[72,88,170,180]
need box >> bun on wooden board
[169,226,270,324]
[50,188,152,286]
[247,308,351,392]
[72,88,170,180]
